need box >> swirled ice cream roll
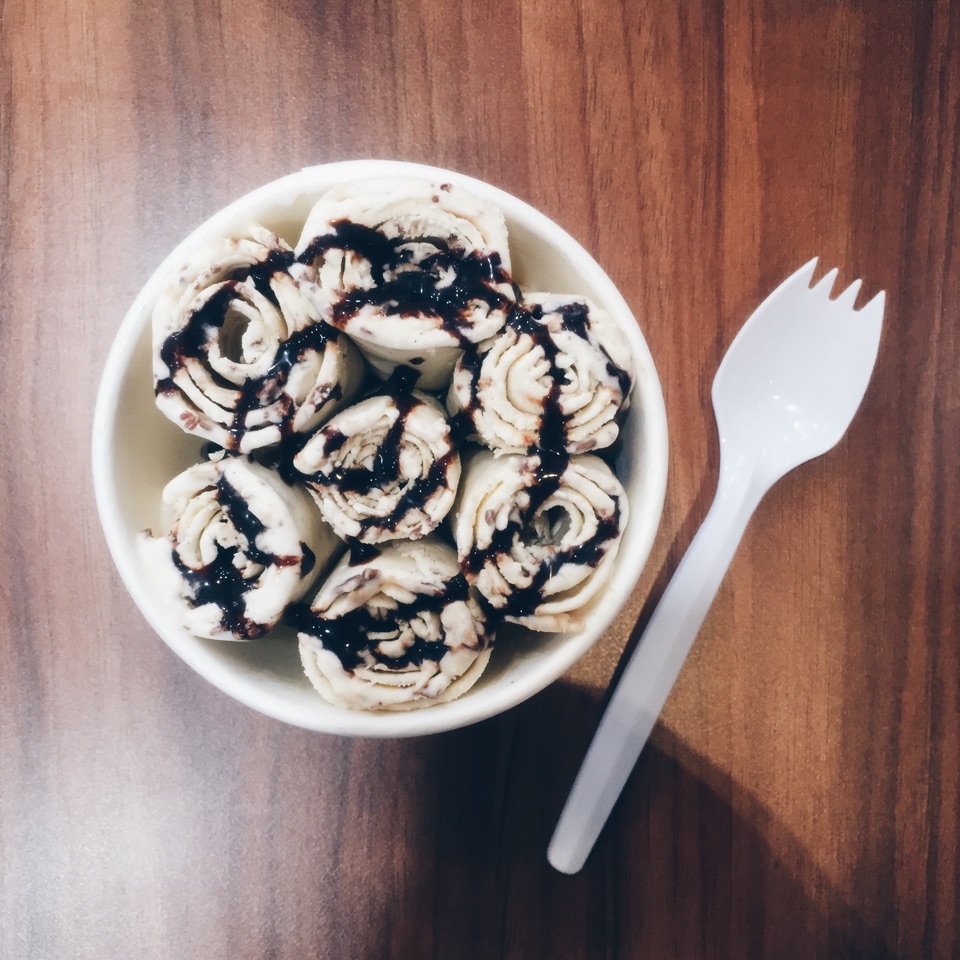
[292,179,516,389]
[452,450,628,632]
[447,294,635,455]
[153,224,365,454]
[138,456,339,641]
[292,385,460,544]
[291,539,492,711]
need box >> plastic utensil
[548,259,884,874]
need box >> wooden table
[3,1,958,957]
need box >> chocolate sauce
[156,251,339,451]
[370,406,408,487]
[273,320,339,369]
[159,283,239,376]
[478,303,572,453]
[287,573,472,671]
[463,451,622,622]
[297,219,512,344]
[307,392,420,496]
[462,451,563,576]
[154,376,178,398]
[320,429,348,455]
[226,247,294,306]
[348,542,382,566]
[157,225,627,634]
[497,501,622,620]
[226,321,338,451]
[358,449,456,536]
[298,380,457,536]
[200,442,225,461]
[555,301,632,398]
[377,365,420,396]
[448,411,473,445]
[457,299,632,455]
[173,546,265,640]
[454,299,626,620]
[215,476,271,565]
[172,473,306,639]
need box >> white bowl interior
[92,160,668,737]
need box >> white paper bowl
[92,160,668,737]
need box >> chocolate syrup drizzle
[158,221,626,656]
[286,573,472,671]
[173,475,303,640]
[461,458,623,621]
[297,219,513,345]
[296,367,458,539]
[295,294,624,655]
[155,246,340,451]
[450,299,630,622]
[457,299,632,454]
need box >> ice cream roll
[292,179,516,390]
[292,382,460,544]
[152,224,365,454]
[447,294,635,455]
[138,456,338,641]
[452,450,628,632]
[292,539,492,711]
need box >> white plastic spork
[548,259,885,874]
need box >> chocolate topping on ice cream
[172,475,303,640]
[297,219,512,345]
[288,572,471,671]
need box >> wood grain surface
[2,0,958,957]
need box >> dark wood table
[3,1,958,956]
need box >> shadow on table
[358,680,900,960]
[132,652,900,960]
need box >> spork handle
[548,471,763,874]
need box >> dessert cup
[92,159,668,737]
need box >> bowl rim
[91,158,669,737]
